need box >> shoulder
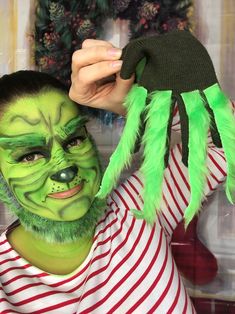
[95,171,145,234]
[107,171,144,213]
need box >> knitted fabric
[97,30,235,226]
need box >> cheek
[2,163,51,193]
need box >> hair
[0,70,68,114]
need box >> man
[0,36,228,313]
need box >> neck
[8,224,94,274]
[19,224,94,258]
[15,197,106,243]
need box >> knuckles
[81,39,93,48]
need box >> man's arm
[69,39,134,115]
[70,39,230,234]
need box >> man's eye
[20,153,44,163]
[66,137,84,149]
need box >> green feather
[181,90,210,226]
[204,83,235,204]
[132,90,172,224]
[97,84,147,199]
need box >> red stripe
[162,191,179,223]
[208,152,226,176]
[160,206,174,233]
[5,282,43,297]
[130,174,173,235]
[126,236,169,313]
[126,178,140,195]
[121,182,141,210]
[2,272,48,287]
[168,164,188,206]
[1,310,19,314]
[164,176,183,214]
[96,208,114,226]
[0,255,20,266]
[206,177,215,192]
[148,258,175,313]
[113,187,131,209]
[126,178,144,204]
[94,206,121,242]
[173,105,179,117]
[80,220,147,313]
[182,285,189,314]
[210,171,225,185]
[0,248,13,256]
[132,173,143,187]
[132,170,174,235]
[0,264,31,276]
[210,147,226,161]
[57,191,132,296]
[0,238,8,245]
[166,266,181,313]
[51,204,130,294]
[10,296,80,314]
[172,146,190,190]
[94,216,118,241]
[93,196,128,250]
[79,214,136,302]
[0,291,63,307]
[6,206,124,294]
[108,228,163,314]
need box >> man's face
[0,90,101,221]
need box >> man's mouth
[48,182,84,199]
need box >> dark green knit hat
[97,30,235,226]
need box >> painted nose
[50,166,78,183]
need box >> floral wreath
[35,0,193,122]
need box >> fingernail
[107,48,122,58]
[111,60,123,68]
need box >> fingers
[81,39,113,49]
[76,60,123,85]
[71,45,122,74]
[70,39,123,106]
[69,39,135,114]
[69,59,123,103]
[104,74,135,115]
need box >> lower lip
[48,183,83,199]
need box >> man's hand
[69,39,134,116]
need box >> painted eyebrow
[9,115,41,125]
[62,115,88,136]
[0,134,46,149]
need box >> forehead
[0,90,81,136]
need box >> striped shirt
[0,104,230,313]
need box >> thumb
[106,73,135,115]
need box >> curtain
[220,0,235,99]
[0,0,35,77]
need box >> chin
[17,197,106,243]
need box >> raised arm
[69,39,134,115]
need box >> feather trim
[181,90,210,226]
[97,84,147,199]
[204,83,235,204]
[132,90,172,223]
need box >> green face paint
[0,91,102,222]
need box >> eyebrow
[10,115,41,125]
[0,134,46,149]
[0,116,89,149]
[62,116,88,136]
